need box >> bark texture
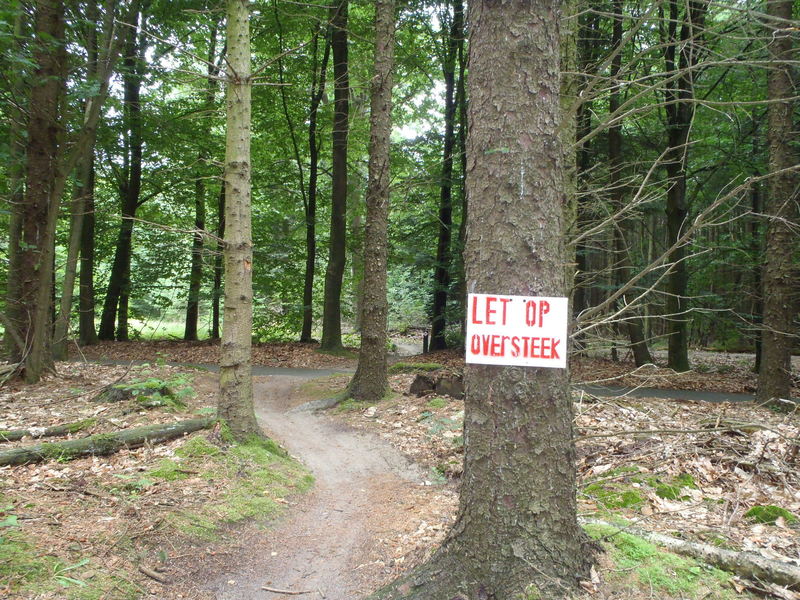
[218,0,261,441]
[16,0,66,382]
[320,0,349,351]
[757,0,798,405]
[348,0,395,403]
[370,1,592,597]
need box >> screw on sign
[465,293,568,368]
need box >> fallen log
[582,518,800,589]
[0,418,215,466]
[0,418,97,443]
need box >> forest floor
[0,340,797,599]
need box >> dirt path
[200,374,431,599]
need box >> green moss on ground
[584,523,744,599]
[744,505,798,525]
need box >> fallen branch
[138,564,170,584]
[582,518,800,588]
[0,418,215,466]
[0,418,97,443]
[262,586,313,595]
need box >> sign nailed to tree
[466,293,568,368]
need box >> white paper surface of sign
[465,293,568,368]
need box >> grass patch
[426,397,449,409]
[388,362,443,374]
[585,523,741,599]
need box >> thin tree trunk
[218,0,261,441]
[370,0,592,596]
[608,0,652,367]
[662,0,707,372]
[429,1,463,351]
[18,0,66,382]
[320,0,349,352]
[348,0,395,403]
[99,1,146,342]
[78,157,98,345]
[211,185,225,340]
[184,24,220,342]
[757,0,798,405]
[301,28,330,342]
[53,0,104,359]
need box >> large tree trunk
[370,0,592,597]
[608,0,652,367]
[78,154,98,346]
[218,0,261,441]
[429,0,464,352]
[99,1,146,342]
[757,0,798,406]
[17,0,67,382]
[662,0,707,372]
[319,0,349,352]
[348,0,395,403]
[300,28,330,343]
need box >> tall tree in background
[348,0,395,402]
[98,0,147,341]
[184,20,222,341]
[661,0,707,372]
[429,0,464,351]
[320,0,349,352]
[608,0,652,367]
[218,0,261,440]
[371,0,592,596]
[757,0,798,405]
[11,0,66,382]
[301,24,331,343]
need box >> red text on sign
[469,334,561,360]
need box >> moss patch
[584,483,645,510]
[585,523,740,599]
[744,505,798,525]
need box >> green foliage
[426,397,448,409]
[744,505,798,525]
[648,473,697,501]
[115,373,194,411]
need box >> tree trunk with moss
[369,1,592,597]
[348,0,395,403]
[217,0,261,441]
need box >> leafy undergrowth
[332,365,800,599]
[0,362,311,599]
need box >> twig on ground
[138,564,170,584]
[261,586,314,595]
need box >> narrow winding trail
[201,373,428,599]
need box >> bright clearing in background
[466,293,568,369]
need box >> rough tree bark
[348,0,395,403]
[662,0,707,372]
[217,0,262,441]
[757,0,798,406]
[429,0,464,352]
[320,0,349,352]
[211,185,225,340]
[369,0,593,597]
[15,0,66,382]
[300,26,330,342]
